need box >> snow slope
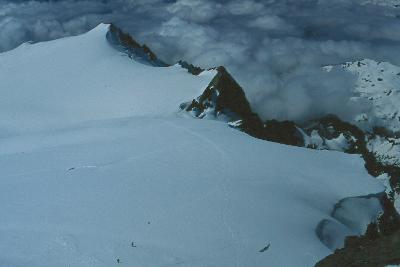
[0,117,384,267]
[0,23,216,135]
[0,24,385,266]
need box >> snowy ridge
[0,23,216,134]
[106,24,168,67]
[0,24,387,266]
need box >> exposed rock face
[262,120,304,146]
[107,24,168,67]
[302,115,365,154]
[180,67,306,146]
[316,227,400,267]
[178,60,204,75]
[180,66,265,135]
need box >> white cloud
[167,0,221,23]
[227,0,265,15]
[248,14,294,32]
[0,0,399,123]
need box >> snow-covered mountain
[0,24,216,134]
[0,23,390,266]
[322,60,400,209]
[324,59,400,132]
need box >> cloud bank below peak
[1,0,400,123]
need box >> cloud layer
[1,0,400,122]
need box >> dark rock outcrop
[181,67,304,146]
[180,66,264,134]
[303,114,365,154]
[262,119,304,147]
[178,60,204,75]
[316,228,400,267]
[107,24,168,67]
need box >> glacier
[0,23,385,266]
